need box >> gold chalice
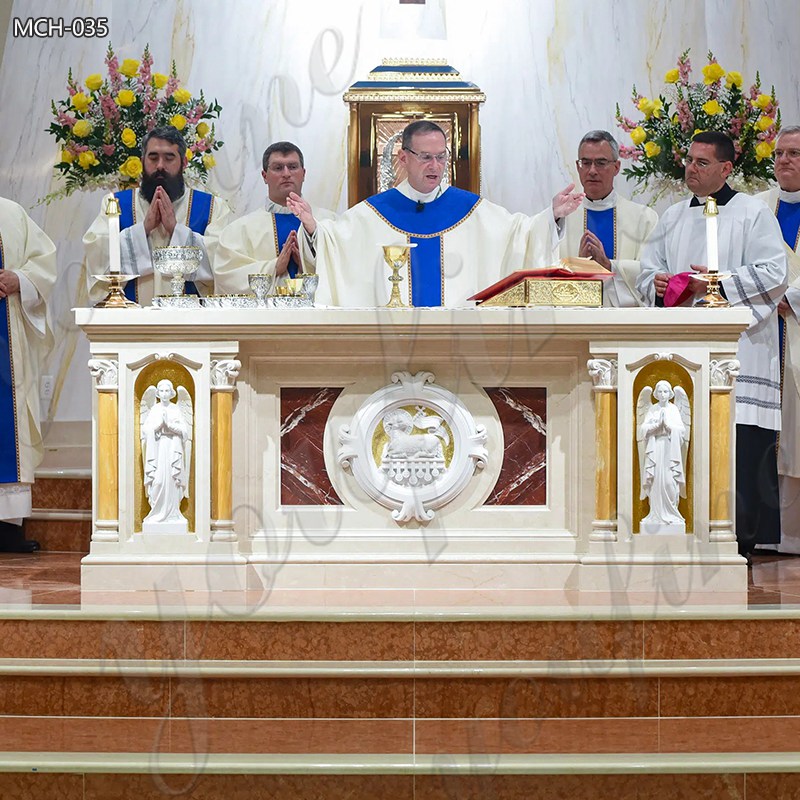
[382,243,416,308]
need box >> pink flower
[105,52,122,93]
[619,145,641,161]
[165,75,178,98]
[676,99,693,133]
[194,138,209,152]
[678,56,691,84]
[102,144,115,156]
[100,93,119,122]
[57,111,77,127]
[72,143,89,153]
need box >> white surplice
[637,191,788,431]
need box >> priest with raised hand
[756,125,800,551]
[637,131,788,563]
[560,130,658,306]
[84,126,233,305]
[286,120,583,308]
[0,197,57,552]
[213,141,335,294]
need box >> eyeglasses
[576,158,617,169]
[775,148,800,160]
[682,156,726,169]
[267,163,302,173]
[403,147,449,164]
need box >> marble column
[88,358,119,542]
[588,358,618,542]
[708,358,739,543]
[210,358,241,542]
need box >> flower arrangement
[45,44,224,202]
[616,50,780,200]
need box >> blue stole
[366,187,481,306]
[585,207,616,260]
[0,237,20,483]
[273,212,302,278]
[776,199,800,369]
[116,188,214,301]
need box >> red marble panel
[280,387,343,505]
[484,387,546,505]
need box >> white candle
[704,197,719,274]
[105,197,121,274]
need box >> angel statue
[139,378,193,532]
[636,379,691,533]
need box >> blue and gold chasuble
[0,237,20,482]
[366,187,481,306]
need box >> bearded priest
[83,125,233,305]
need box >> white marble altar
[77,306,751,605]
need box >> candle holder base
[94,274,140,308]
[695,273,730,309]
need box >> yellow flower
[196,121,210,138]
[644,142,661,158]
[152,73,169,89]
[753,93,772,109]
[119,156,143,179]
[119,59,140,78]
[116,89,135,107]
[756,116,775,132]
[172,88,192,105]
[60,149,74,164]
[71,92,90,112]
[664,68,680,83]
[693,129,706,136]
[702,99,723,116]
[121,128,137,148]
[755,141,775,162]
[170,114,187,130]
[637,97,663,120]
[185,148,193,161]
[725,71,743,89]
[72,119,93,138]
[630,127,647,145]
[77,150,99,170]
[85,73,103,92]
[702,62,726,84]
[202,154,216,169]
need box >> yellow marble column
[210,358,240,542]
[709,358,739,543]
[588,359,618,542]
[89,359,119,542]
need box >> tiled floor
[0,549,796,612]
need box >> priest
[287,120,583,307]
[0,197,57,552]
[560,130,658,306]
[214,142,335,294]
[84,126,233,305]
[756,125,800,552]
[637,131,788,562]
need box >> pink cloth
[663,272,695,307]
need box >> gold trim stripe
[364,196,482,238]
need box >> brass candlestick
[94,273,139,308]
[696,272,731,308]
[382,243,416,308]
[696,196,729,308]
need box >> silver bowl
[152,294,201,309]
[219,294,259,309]
[153,245,203,296]
[200,295,226,308]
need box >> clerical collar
[690,183,736,207]
[396,179,446,204]
[583,190,617,211]
[779,188,800,204]
[266,198,294,214]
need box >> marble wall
[0,0,798,431]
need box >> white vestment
[305,180,560,308]
[560,191,658,307]
[0,198,57,521]
[84,187,233,305]
[757,187,800,549]
[637,191,788,431]
[214,201,335,294]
